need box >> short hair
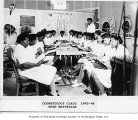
[111,33,123,44]
[36,31,45,38]
[46,30,52,34]
[69,29,74,33]
[102,22,110,32]
[28,34,36,42]
[16,33,29,44]
[95,30,102,36]
[78,31,82,35]
[83,32,87,36]
[51,30,56,33]
[41,29,46,34]
[60,31,65,34]
[4,24,16,35]
[87,18,92,22]
[101,33,110,39]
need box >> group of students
[3,22,131,96]
[70,30,130,96]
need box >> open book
[36,49,56,63]
[44,49,56,55]
[36,53,46,63]
[94,58,108,69]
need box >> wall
[4,8,93,35]
[100,1,137,55]
[100,1,137,35]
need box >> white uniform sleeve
[14,45,28,64]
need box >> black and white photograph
[1,0,138,118]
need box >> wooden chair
[3,47,14,79]
[12,59,39,96]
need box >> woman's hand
[37,47,42,55]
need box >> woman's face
[111,37,118,48]
[38,36,45,42]
[78,34,82,39]
[83,35,86,40]
[21,37,29,48]
[29,40,36,46]
[47,33,52,38]
[97,36,102,42]
[104,37,111,45]
[69,32,73,36]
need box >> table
[56,46,84,85]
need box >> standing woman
[3,24,17,45]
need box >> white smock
[13,44,56,85]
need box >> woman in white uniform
[13,33,58,96]
[4,24,17,45]
[90,33,130,96]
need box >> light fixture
[9,3,16,15]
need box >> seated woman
[58,31,67,41]
[89,33,130,95]
[51,30,58,43]
[71,32,108,88]
[13,33,58,96]
[69,29,74,42]
[44,31,55,46]
[35,31,46,53]
[4,24,17,45]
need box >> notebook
[36,53,46,63]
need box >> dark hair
[102,22,110,32]
[83,32,87,36]
[4,24,16,35]
[46,30,52,34]
[101,33,110,39]
[51,30,56,33]
[111,33,123,44]
[78,31,82,35]
[41,29,47,34]
[16,33,29,44]
[60,31,65,34]
[36,31,45,38]
[69,29,74,33]
[87,18,92,22]
[95,30,102,36]
[28,34,36,42]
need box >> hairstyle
[77,31,82,35]
[111,33,123,44]
[36,31,45,38]
[87,18,92,22]
[101,32,110,39]
[46,30,52,34]
[60,31,65,34]
[21,25,32,34]
[51,30,56,33]
[102,22,110,32]
[95,30,102,36]
[41,29,47,34]
[28,34,36,42]
[83,32,87,36]
[16,33,29,44]
[69,29,74,33]
[4,24,16,35]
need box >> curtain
[54,13,75,36]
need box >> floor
[3,72,95,97]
